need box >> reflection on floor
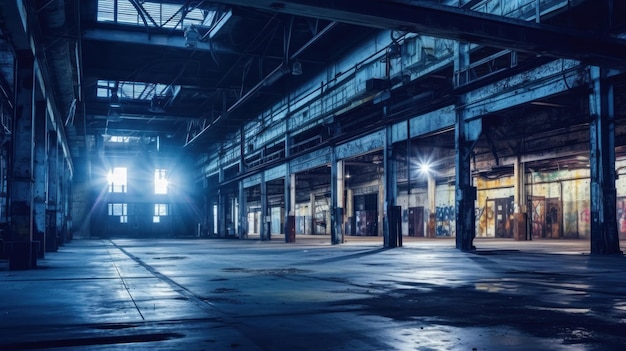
[0,238,624,350]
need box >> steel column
[513,156,528,241]
[46,132,59,251]
[64,166,72,242]
[384,126,399,248]
[309,193,315,235]
[455,113,480,251]
[56,159,66,244]
[238,180,247,239]
[455,42,480,251]
[8,52,36,269]
[58,159,68,244]
[33,98,47,257]
[589,66,622,255]
[330,151,343,244]
[284,172,296,242]
[260,173,268,240]
[427,174,436,238]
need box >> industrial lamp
[184,26,200,48]
[149,95,167,113]
[291,59,303,76]
[388,41,402,59]
[109,88,121,108]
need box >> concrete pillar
[238,180,247,239]
[513,156,528,241]
[337,159,345,240]
[589,66,621,255]
[33,99,48,257]
[56,159,67,245]
[284,172,296,242]
[260,173,269,240]
[8,52,36,269]
[330,152,343,244]
[346,188,353,236]
[64,165,72,242]
[46,132,59,251]
[56,159,66,244]
[384,127,399,247]
[454,114,480,251]
[378,176,385,237]
[427,174,436,238]
[217,189,224,238]
[454,42,479,252]
[309,193,315,235]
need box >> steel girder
[208,0,626,69]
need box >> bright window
[155,169,168,194]
[109,136,130,143]
[108,203,128,223]
[154,203,169,223]
[97,0,210,30]
[97,80,177,100]
[107,167,127,193]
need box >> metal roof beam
[82,26,239,54]
[207,0,626,68]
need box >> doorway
[408,206,424,237]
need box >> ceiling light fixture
[184,26,200,48]
[109,88,121,108]
[291,59,303,76]
[388,41,402,59]
[149,95,167,113]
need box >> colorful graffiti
[435,205,455,236]
[476,206,494,237]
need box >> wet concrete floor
[1,237,625,350]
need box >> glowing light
[155,169,168,194]
[419,162,432,174]
[107,167,127,193]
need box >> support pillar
[57,159,68,245]
[427,174,436,238]
[217,189,225,238]
[513,156,528,241]
[346,188,353,236]
[454,115,480,251]
[33,100,47,258]
[454,42,480,252]
[46,133,59,251]
[238,180,247,239]
[8,52,36,270]
[260,173,269,241]
[309,193,315,235]
[330,153,343,244]
[384,127,400,247]
[589,66,621,255]
[284,172,296,242]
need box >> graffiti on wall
[435,205,455,236]
[618,198,626,238]
[476,206,494,237]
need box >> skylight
[97,80,177,100]
[97,0,212,30]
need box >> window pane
[155,169,168,194]
[107,203,127,216]
[98,0,210,29]
[107,167,128,193]
[154,203,168,216]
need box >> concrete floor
[1,237,625,350]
